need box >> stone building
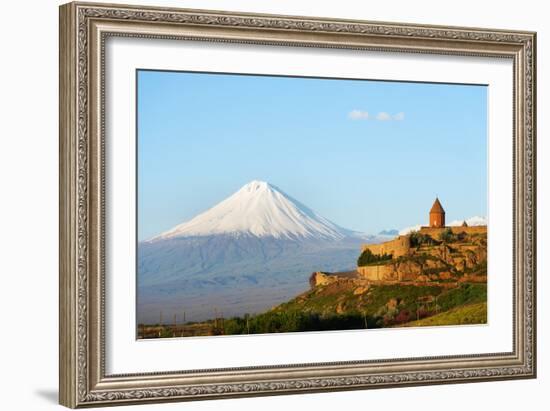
[429,197,445,227]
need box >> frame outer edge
[60,2,79,409]
[59,1,537,407]
[530,32,537,378]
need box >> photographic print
[136,70,488,339]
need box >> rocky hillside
[353,229,487,284]
[283,228,488,328]
[272,279,486,328]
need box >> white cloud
[349,110,405,121]
[376,112,391,121]
[348,109,369,120]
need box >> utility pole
[159,310,163,338]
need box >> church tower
[429,198,445,227]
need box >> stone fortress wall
[418,225,487,237]
[361,235,411,258]
[356,264,395,281]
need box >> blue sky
[137,70,487,241]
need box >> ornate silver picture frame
[59,1,536,408]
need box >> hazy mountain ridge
[378,229,399,236]
[137,235,365,323]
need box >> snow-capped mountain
[138,181,373,324]
[448,216,487,227]
[378,229,399,236]
[399,216,487,235]
[150,180,357,241]
[398,224,423,236]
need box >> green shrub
[439,228,466,243]
[219,311,380,334]
[159,328,173,338]
[436,283,487,311]
[409,231,437,247]
[357,248,392,267]
[439,228,457,243]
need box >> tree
[439,228,455,243]
[409,231,437,247]
[357,249,392,267]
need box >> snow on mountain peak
[150,181,356,241]
[241,180,270,191]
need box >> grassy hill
[270,281,487,328]
[174,282,487,336]
[400,302,487,327]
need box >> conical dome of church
[430,198,445,214]
[429,198,445,227]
